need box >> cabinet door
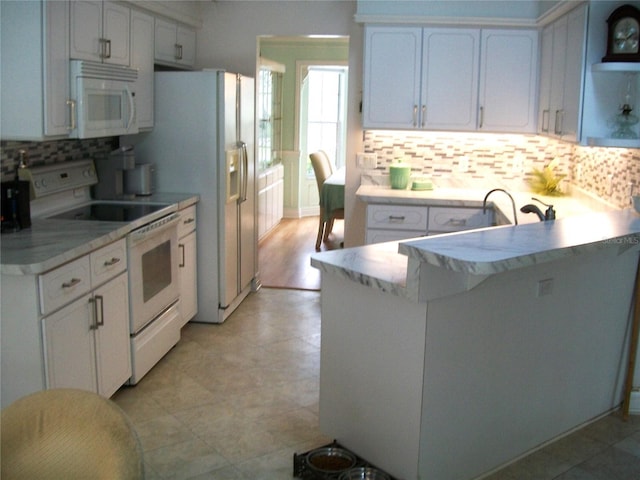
[363,26,422,129]
[130,9,154,129]
[155,18,178,64]
[560,4,587,142]
[70,1,129,65]
[70,0,103,62]
[94,272,131,397]
[42,293,97,392]
[102,1,130,66]
[538,24,554,134]
[478,30,538,133]
[422,28,480,131]
[178,231,198,325]
[176,25,196,67]
[44,0,70,136]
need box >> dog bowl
[306,447,357,473]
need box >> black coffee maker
[2,151,31,233]
[1,180,31,232]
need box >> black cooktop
[48,203,166,222]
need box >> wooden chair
[310,151,344,251]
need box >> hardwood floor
[258,216,344,291]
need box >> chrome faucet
[520,197,556,221]
[483,188,518,225]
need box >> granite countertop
[1,193,199,276]
[312,186,640,300]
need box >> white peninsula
[311,210,640,480]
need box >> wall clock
[602,4,640,62]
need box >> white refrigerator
[125,70,258,323]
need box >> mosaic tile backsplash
[363,130,640,209]
[1,138,118,181]
[1,133,638,209]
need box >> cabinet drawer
[178,205,197,238]
[367,205,428,231]
[90,239,127,287]
[428,207,491,232]
[39,256,91,315]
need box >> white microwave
[69,60,139,139]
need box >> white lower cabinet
[365,204,428,244]
[40,239,131,398]
[427,206,493,234]
[42,271,130,397]
[258,164,284,240]
[365,204,492,244]
[178,205,197,325]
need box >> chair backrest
[309,151,334,195]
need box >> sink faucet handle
[532,197,556,220]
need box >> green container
[389,161,411,189]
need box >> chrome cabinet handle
[541,109,550,133]
[88,295,104,330]
[103,257,121,267]
[100,38,111,59]
[95,295,104,327]
[412,105,418,127]
[179,244,185,268]
[479,106,484,129]
[388,215,406,222]
[67,99,76,131]
[175,44,183,60]
[182,218,195,225]
[421,105,426,128]
[448,218,467,227]
[554,110,564,135]
[62,278,81,289]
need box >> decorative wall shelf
[591,62,640,73]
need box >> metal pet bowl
[633,196,640,214]
[338,467,391,480]
[305,447,357,473]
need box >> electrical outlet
[537,278,554,297]
[356,152,377,169]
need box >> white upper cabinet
[537,4,587,142]
[1,0,70,140]
[130,9,154,129]
[363,25,538,133]
[155,18,196,69]
[70,1,130,66]
[362,27,422,129]
[422,28,480,131]
[479,29,538,133]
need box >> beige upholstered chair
[1,389,145,479]
[310,150,344,251]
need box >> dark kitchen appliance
[1,180,31,232]
[93,146,136,200]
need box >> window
[299,65,348,176]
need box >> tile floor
[113,288,640,480]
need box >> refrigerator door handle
[238,141,248,203]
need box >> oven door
[128,213,180,334]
